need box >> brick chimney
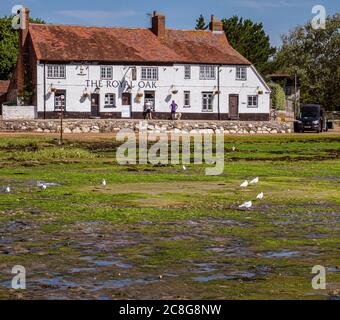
[16,7,30,101]
[19,7,30,48]
[209,15,223,33]
[151,11,166,38]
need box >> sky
[0,0,339,47]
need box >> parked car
[295,104,330,133]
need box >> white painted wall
[36,63,270,116]
[2,105,37,119]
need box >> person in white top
[144,101,153,120]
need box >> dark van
[296,104,328,133]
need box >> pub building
[7,8,271,120]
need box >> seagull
[250,177,259,184]
[182,165,187,171]
[240,180,249,188]
[40,184,47,190]
[239,201,252,209]
[102,179,107,186]
[5,186,11,193]
[256,192,264,200]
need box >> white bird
[182,165,187,171]
[250,177,259,184]
[5,186,11,193]
[102,179,107,186]
[256,192,264,200]
[239,201,252,209]
[240,180,249,188]
[232,146,236,152]
[40,184,47,190]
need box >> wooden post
[59,106,64,145]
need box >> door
[91,94,100,117]
[144,91,155,110]
[229,94,239,119]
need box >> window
[202,92,213,112]
[247,95,258,108]
[184,91,190,107]
[200,66,216,80]
[101,66,113,80]
[47,65,66,79]
[184,65,191,79]
[236,67,247,80]
[141,67,158,81]
[104,93,116,108]
[54,91,66,111]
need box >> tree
[277,14,340,110]
[221,16,276,74]
[0,15,45,80]
[195,14,208,30]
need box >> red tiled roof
[0,80,10,94]
[28,24,250,65]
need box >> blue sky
[0,0,339,46]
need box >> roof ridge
[30,23,151,31]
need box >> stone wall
[0,119,293,134]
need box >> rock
[63,128,72,134]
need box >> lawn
[0,133,339,300]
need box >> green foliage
[269,82,286,110]
[195,14,208,30]
[276,14,340,110]
[0,15,45,80]
[0,16,18,80]
[221,16,276,73]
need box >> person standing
[170,100,178,120]
[144,100,153,120]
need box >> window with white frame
[247,95,258,108]
[184,65,191,79]
[202,92,214,111]
[236,66,247,80]
[199,66,216,80]
[101,66,113,80]
[141,67,158,81]
[54,91,66,111]
[47,65,66,79]
[104,93,116,108]
[184,91,190,107]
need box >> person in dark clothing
[170,100,178,120]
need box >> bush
[269,82,286,111]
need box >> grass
[0,133,339,300]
